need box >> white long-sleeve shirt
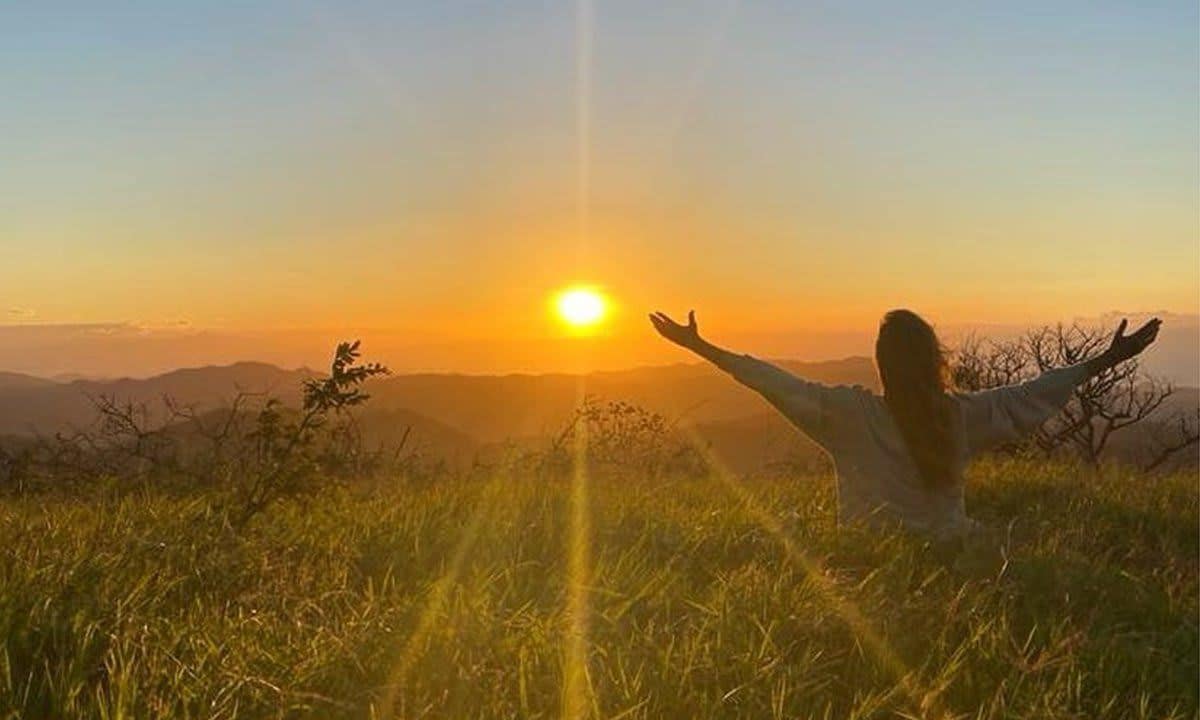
[716,355,1090,537]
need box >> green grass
[0,457,1195,719]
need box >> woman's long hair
[875,309,958,488]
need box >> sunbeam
[562,4,596,714]
[375,475,504,720]
[678,427,955,719]
[562,373,596,719]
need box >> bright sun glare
[555,287,608,329]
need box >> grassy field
[0,456,1195,719]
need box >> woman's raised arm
[960,317,1162,455]
[649,310,803,395]
[648,310,846,445]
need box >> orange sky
[3,2,1197,375]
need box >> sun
[555,286,609,329]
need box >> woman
[649,309,1161,537]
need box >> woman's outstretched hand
[649,310,701,349]
[1090,317,1162,373]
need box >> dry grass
[0,456,1194,719]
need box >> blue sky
[1,1,1196,371]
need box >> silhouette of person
[650,309,1161,537]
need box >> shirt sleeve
[958,363,1091,456]
[714,354,852,447]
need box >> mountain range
[0,358,1194,473]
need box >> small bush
[539,398,707,480]
[1,341,395,526]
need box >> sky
[2,1,1197,376]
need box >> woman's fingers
[1134,319,1161,343]
[1140,320,1161,347]
[649,312,683,339]
[654,311,681,327]
[1113,318,1163,356]
[1109,317,1163,358]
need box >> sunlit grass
[680,429,952,719]
[562,391,594,719]
[0,457,1195,718]
[376,470,507,720]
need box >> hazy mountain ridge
[2,313,1194,384]
[0,362,316,436]
[0,358,1193,473]
[0,372,57,392]
[0,358,878,453]
[363,357,880,442]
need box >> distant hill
[0,357,1193,472]
[51,373,113,383]
[364,357,880,442]
[0,371,57,393]
[0,362,313,435]
[0,356,878,439]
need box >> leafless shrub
[5,341,408,526]
[951,333,1027,392]
[539,398,706,480]
[950,322,1198,469]
[0,442,34,493]
[1139,409,1200,473]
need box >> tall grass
[0,457,1194,719]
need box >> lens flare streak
[680,428,954,719]
[376,478,500,719]
[562,374,596,718]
